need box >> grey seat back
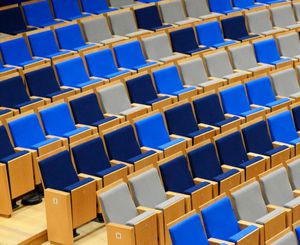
[128,168,167,208]
[98,83,132,114]
[231,181,268,222]
[205,51,233,77]
[184,0,210,18]
[142,34,173,60]
[229,44,258,70]
[81,16,113,43]
[271,231,298,245]
[270,68,300,97]
[246,10,273,34]
[294,2,300,21]
[159,0,187,23]
[109,10,138,36]
[260,167,294,206]
[271,5,297,28]
[99,183,138,224]
[179,58,209,86]
[108,0,135,8]
[277,32,300,57]
[287,158,300,190]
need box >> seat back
[229,44,258,70]
[254,39,281,63]
[271,5,296,28]
[108,0,134,8]
[272,231,298,245]
[98,83,131,114]
[159,0,187,23]
[208,0,233,13]
[196,21,225,47]
[0,125,16,158]
[287,158,300,190]
[109,10,137,36]
[81,0,109,13]
[51,0,82,19]
[55,24,86,50]
[294,2,300,21]
[0,6,28,34]
[246,10,273,34]
[221,15,249,40]
[69,93,105,125]
[205,51,234,77]
[277,32,300,57]
[292,105,300,131]
[184,0,210,18]
[232,0,254,8]
[134,5,163,30]
[169,27,199,54]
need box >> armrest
[209,238,235,245]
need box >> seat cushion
[62,126,89,138]
[155,195,184,210]
[184,182,210,195]
[127,150,156,164]
[63,177,93,192]
[0,150,28,164]
[157,138,184,151]
[256,208,285,224]
[126,210,155,226]
[229,225,257,243]
[95,164,126,178]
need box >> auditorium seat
[270,4,300,30]
[134,113,187,157]
[107,0,140,8]
[276,32,300,60]
[158,153,213,209]
[22,0,63,28]
[215,130,266,180]
[286,157,300,190]
[241,120,291,168]
[0,59,16,76]
[51,0,90,21]
[207,0,242,14]
[256,0,287,5]
[183,0,222,20]
[291,104,300,131]
[294,2,300,21]
[24,65,76,102]
[38,149,96,244]
[98,83,148,120]
[39,102,93,143]
[68,92,119,132]
[84,49,131,81]
[113,40,157,71]
[152,65,198,100]
[187,141,241,194]
[80,16,126,45]
[55,56,104,91]
[125,73,172,110]
[200,196,259,244]
[232,0,264,9]
[98,181,158,245]
[195,21,236,48]
[163,102,216,144]
[269,230,299,245]
[80,0,117,14]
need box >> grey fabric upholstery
[260,167,294,206]
[287,158,300,189]
[155,195,183,210]
[230,45,260,70]
[256,208,285,224]
[108,0,137,8]
[270,68,300,98]
[277,32,300,58]
[294,2,300,21]
[270,5,300,29]
[271,231,298,245]
[99,183,138,224]
[205,51,234,78]
[246,10,278,35]
[284,196,300,208]
[126,210,155,226]
[184,0,221,19]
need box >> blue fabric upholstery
[169,213,210,245]
[0,109,11,116]
[264,146,288,157]
[126,151,155,164]
[0,151,28,164]
[0,125,17,159]
[184,182,210,195]
[295,226,300,241]
[96,164,126,178]
[232,0,264,9]
[80,0,116,14]
[63,177,93,192]
[229,225,258,243]
[292,105,300,131]
[157,138,185,151]
[31,138,59,150]
[23,0,62,27]
[208,0,241,14]
[256,0,285,4]
[51,0,90,20]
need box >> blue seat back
[193,94,226,125]
[85,49,119,77]
[169,213,209,245]
[8,113,47,148]
[114,41,146,69]
[242,120,274,154]
[220,85,251,115]
[159,155,195,193]
[39,150,79,190]
[221,15,249,40]
[0,6,28,34]
[232,0,254,8]
[71,137,110,175]
[39,103,77,136]
[187,143,223,180]
[245,77,276,106]
[292,106,300,131]
[69,93,105,125]
[208,0,233,13]
[169,27,199,53]
[153,66,184,94]
[51,0,82,19]
[55,57,90,86]
[201,196,240,240]
[215,131,249,167]
[104,125,142,161]
[196,21,225,47]
[0,125,15,158]
[134,113,171,148]
[134,5,163,30]
[25,66,61,97]
[55,24,86,50]
[254,39,281,64]
[81,0,109,13]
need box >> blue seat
[51,0,90,21]
[169,27,208,55]
[195,21,236,48]
[256,0,285,4]
[208,0,242,14]
[134,5,171,31]
[28,30,71,59]
[153,66,196,97]
[245,76,290,109]
[232,0,265,9]
[220,84,264,118]
[0,37,43,67]
[55,24,96,51]
[253,38,291,66]
[134,113,184,151]
[25,66,74,100]
[84,49,130,79]
[113,41,157,70]
[55,57,102,90]
[0,59,14,74]
[39,103,90,139]
[292,105,300,131]
[22,0,63,27]
[201,196,258,243]
[0,6,36,35]
[80,0,117,14]
[221,15,259,41]
[0,76,42,110]
[126,74,170,106]
[69,93,117,127]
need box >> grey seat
[80,16,125,45]
[183,0,222,20]
[287,158,300,190]
[270,68,300,99]
[108,0,140,8]
[159,0,196,25]
[271,232,298,245]
[294,2,300,21]
[108,10,150,37]
[277,32,300,60]
[270,5,300,30]
[98,83,146,116]
[142,33,186,62]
